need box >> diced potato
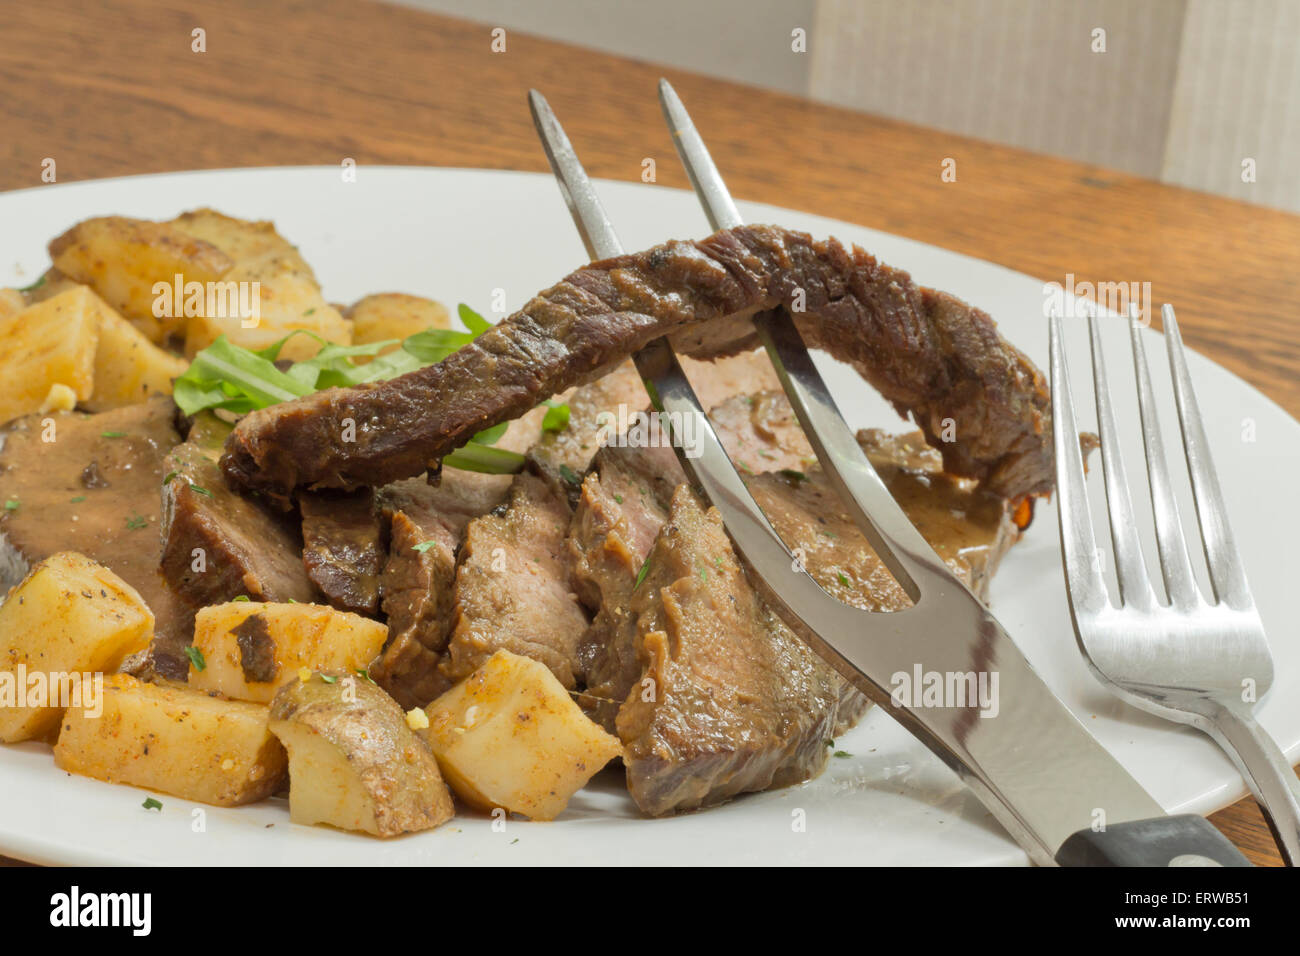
[189,602,387,704]
[81,290,189,411]
[422,650,623,820]
[0,287,24,320]
[54,674,287,807]
[181,266,351,361]
[348,293,451,360]
[0,287,100,425]
[269,672,454,836]
[0,552,154,743]
[49,216,233,343]
[22,268,82,305]
[170,208,319,282]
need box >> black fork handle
[1056,814,1251,866]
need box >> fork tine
[1130,311,1201,609]
[657,78,941,598]
[1050,311,1109,615]
[1088,307,1155,610]
[1161,305,1253,609]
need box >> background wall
[393,0,1300,213]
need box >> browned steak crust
[221,225,1052,501]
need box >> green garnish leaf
[633,555,652,590]
[162,471,178,484]
[411,540,438,553]
[69,495,85,504]
[126,514,148,530]
[101,431,127,439]
[779,469,807,484]
[142,797,163,811]
[232,595,251,602]
[541,400,570,433]
[833,750,852,759]
[320,674,339,684]
[836,572,851,588]
[172,306,525,475]
[457,303,492,336]
[558,464,581,487]
[188,484,214,498]
[613,494,624,504]
[184,646,206,672]
[3,499,18,512]
[355,668,375,684]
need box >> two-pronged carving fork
[527,81,1248,866]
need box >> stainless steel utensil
[1051,301,1298,864]
[527,82,1249,867]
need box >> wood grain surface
[0,0,1296,867]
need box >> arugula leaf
[173,304,532,475]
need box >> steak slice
[299,489,384,615]
[222,225,1052,502]
[161,441,317,608]
[439,472,589,688]
[0,397,200,679]
[369,469,515,708]
[707,389,815,475]
[617,485,841,815]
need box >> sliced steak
[439,472,588,688]
[299,489,384,615]
[708,389,815,475]
[160,441,317,610]
[0,397,197,679]
[369,469,514,708]
[617,485,841,816]
[222,225,1053,503]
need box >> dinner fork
[1051,303,1300,865]
[528,81,1248,865]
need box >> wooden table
[1,0,1296,867]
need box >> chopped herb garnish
[69,495,85,504]
[3,499,18,512]
[633,555,652,590]
[411,540,438,553]
[758,450,775,459]
[613,494,624,504]
[779,469,807,484]
[833,750,852,759]
[541,399,570,433]
[126,514,148,530]
[184,646,206,672]
[355,667,375,683]
[162,471,179,484]
[320,674,339,684]
[303,307,316,316]
[188,484,214,497]
[559,464,581,487]
[510,838,519,845]
[142,797,163,811]
[101,431,127,438]
[232,595,251,602]
[836,572,851,588]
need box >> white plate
[1,167,1296,866]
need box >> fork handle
[1201,706,1300,866]
[1056,814,1250,866]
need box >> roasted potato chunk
[0,287,100,425]
[84,292,188,411]
[0,287,24,320]
[0,552,154,742]
[189,602,387,704]
[54,674,287,807]
[348,293,450,360]
[269,673,454,836]
[422,650,622,820]
[49,216,233,343]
